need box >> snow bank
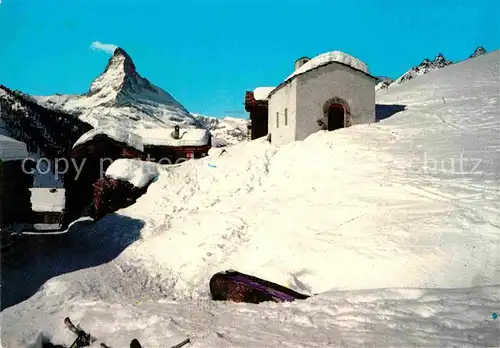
[105,158,159,188]
[72,127,144,151]
[29,188,66,212]
[0,135,29,161]
[138,127,211,147]
[253,87,275,101]
[115,51,500,298]
[287,51,370,81]
[3,285,499,348]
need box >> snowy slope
[112,51,500,296]
[1,51,499,347]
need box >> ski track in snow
[2,51,500,347]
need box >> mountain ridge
[376,46,488,91]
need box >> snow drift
[112,51,500,299]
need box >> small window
[276,112,279,128]
[284,108,288,126]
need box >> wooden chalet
[63,132,146,228]
[245,91,269,140]
[139,126,212,164]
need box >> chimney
[294,56,310,70]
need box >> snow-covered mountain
[375,76,394,91]
[0,47,249,178]
[395,52,453,84]
[34,47,202,131]
[193,114,248,146]
[2,51,499,347]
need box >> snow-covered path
[1,51,499,347]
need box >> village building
[244,87,274,140]
[63,126,211,227]
[138,126,212,163]
[29,188,66,231]
[245,51,377,145]
[0,135,33,229]
[64,129,147,228]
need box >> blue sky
[1,0,498,118]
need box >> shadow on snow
[375,104,407,122]
[1,214,144,310]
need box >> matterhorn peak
[469,46,487,59]
[84,46,189,114]
[107,47,137,76]
[88,47,139,98]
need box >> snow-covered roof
[72,127,145,151]
[253,87,275,101]
[268,51,375,98]
[30,188,66,213]
[105,158,159,188]
[0,135,29,162]
[73,126,212,150]
[138,128,211,147]
[287,51,370,81]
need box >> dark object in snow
[209,270,310,304]
[92,177,149,220]
[130,339,142,348]
[42,344,66,348]
[171,125,181,139]
[64,316,97,347]
[169,338,191,348]
[130,338,190,348]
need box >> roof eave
[268,61,377,98]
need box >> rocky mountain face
[468,46,487,59]
[375,76,394,91]
[396,53,453,85]
[378,46,488,91]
